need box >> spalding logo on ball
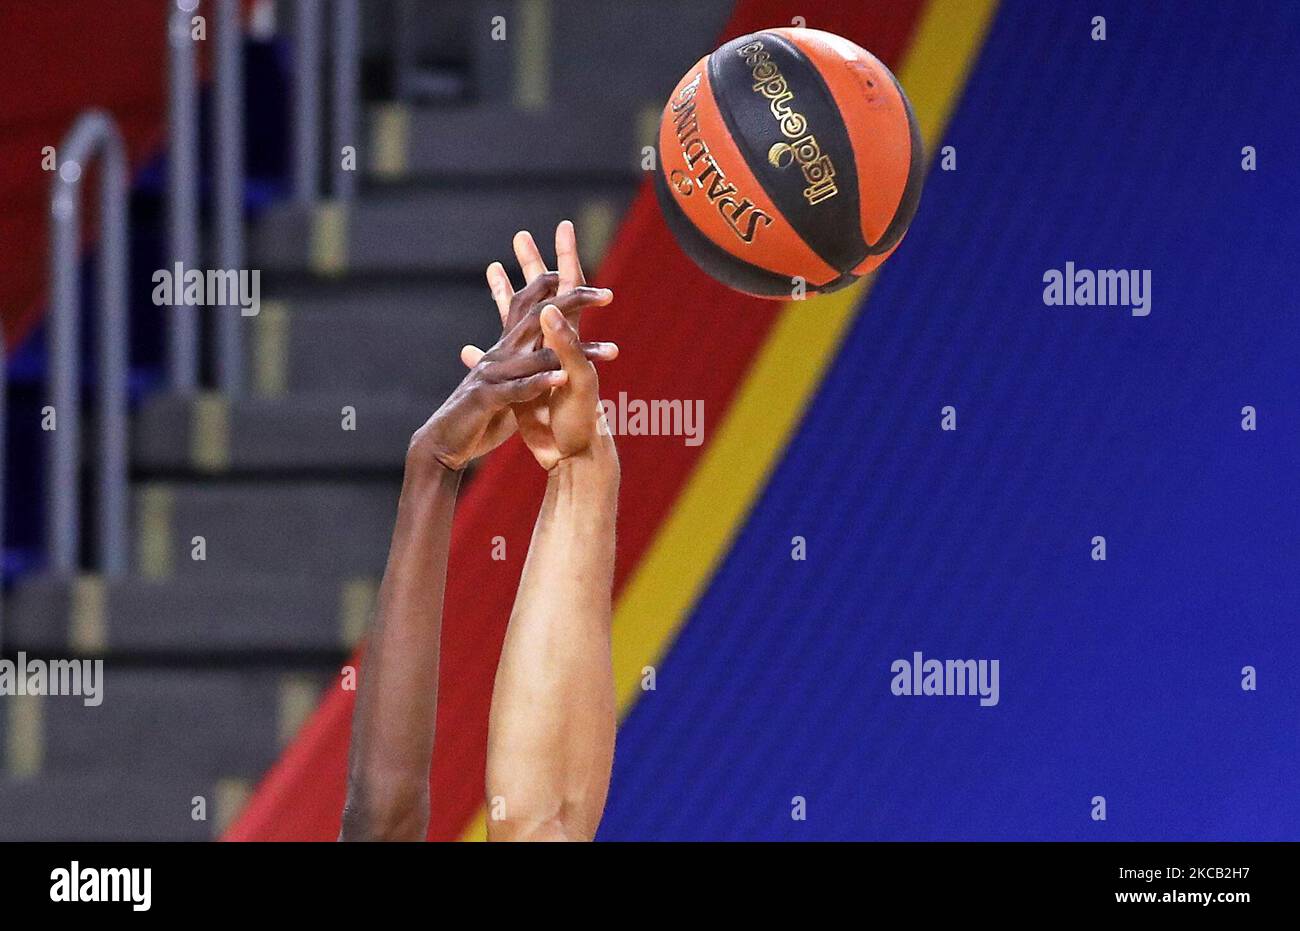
[656,27,923,298]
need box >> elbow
[485,801,598,842]
[340,776,429,842]
[487,816,584,842]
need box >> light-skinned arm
[479,223,621,840]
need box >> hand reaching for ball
[461,221,619,471]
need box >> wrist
[402,450,462,508]
[548,436,620,487]
[406,430,465,477]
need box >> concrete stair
[0,669,327,779]
[0,773,242,841]
[367,104,651,180]
[128,481,400,577]
[243,280,498,398]
[134,393,431,473]
[4,575,365,654]
[252,184,633,276]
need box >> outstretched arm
[339,446,459,841]
[340,274,611,841]
[486,304,620,841]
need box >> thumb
[460,344,486,369]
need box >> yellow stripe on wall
[461,0,999,841]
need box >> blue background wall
[601,0,1300,840]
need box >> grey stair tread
[250,282,499,397]
[133,392,430,473]
[0,773,219,840]
[4,574,364,653]
[251,184,632,275]
[0,669,326,780]
[363,0,473,68]
[370,103,648,179]
[467,0,732,105]
[546,1,733,103]
[129,481,399,577]
[265,278,488,316]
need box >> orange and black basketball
[656,27,923,298]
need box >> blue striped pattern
[600,0,1300,840]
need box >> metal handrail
[166,0,200,393]
[28,1,359,583]
[214,0,246,393]
[168,0,248,396]
[331,0,361,201]
[295,0,360,203]
[47,110,130,578]
[293,0,323,203]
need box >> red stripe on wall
[0,2,165,350]
[0,0,253,352]
[226,0,927,842]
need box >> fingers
[504,270,560,331]
[540,304,596,392]
[462,341,618,369]
[465,341,617,371]
[555,219,587,290]
[461,344,487,368]
[484,347,563,381]
[493,369,567,404]
[582,341,619,362]
[511,224,586,289]
[485,262,514,326]
[503,284,612,350]
[513,230,548,284]
[550,285,613,317]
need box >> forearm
[486,435,620,840]
[341,447,461,841]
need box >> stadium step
[464,0,732,107]
[133,391,428,474]
[366,103,651,181]
[4,574,367,654]
[0,668,328,782]
[246,280,499,398]
[251,184,633,277]
[0,772,243,841]
[127,480,400,578]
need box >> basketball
[655,27,923,298]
